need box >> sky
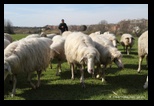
[4,4,148,27]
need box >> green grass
[4,34,148,100]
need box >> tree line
[4,19,148,37]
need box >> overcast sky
[4,4,148,27]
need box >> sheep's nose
[119,66,124,70]
[88,69,94,74]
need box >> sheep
[46,33,56,39]
[94,31,101,35]
[25,32,47,38]
[65,31,100,87]
[4,39,11,49]
[4,33,13,43]
[89,33,124,82]
[89,33,114,46]
[4,37,52,97]
[103,31,110,35]
[49,35,66,75]
[89,33,114,68]
[61,31,73,39]
[120,33,135,55]
[136,30,148,89]
[137,30,148,73]
[100,32,119,48]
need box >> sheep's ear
[80,56,87,63]
[51,48,60,54]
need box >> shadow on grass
[4,72,148,100]
[122,54,135,59]
[121,52,138,57]
[124,64,147,70]
[13,75,148,99]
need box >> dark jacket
[58,23,68,33]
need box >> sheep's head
[4,61,12,81]
[110,49,124,69]
[80,51,100,74]
[125,37,135,45]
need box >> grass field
[4,34,148,100]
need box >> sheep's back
[4,38,52,73]
[65,32,95,63]
[4,33,13,42]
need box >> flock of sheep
[4,30,148,97]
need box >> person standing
[58,19,68,34]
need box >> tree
[4,19,14,34]
[78,25,87,31]
[96,20,108,33]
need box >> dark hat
[61,19,64,21]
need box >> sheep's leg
[129,46,132,54]
[70,63,75,80]
[109,62,112,68]
[27,72,36,89]
[101,66,107,83]
[74,64,78,74]
[146,55,148,68]
[50,59,52,69]
[50,63,52,69]
[126,46,129,55]
[137,56,144,73]
[36,70,42,88]
[9,75,13,84]
[11,74,17,97]
[96,64,102,79]
[143,75,148,89]
[123,46,125,53]
[56,61,62,76]
[80,65,85,88]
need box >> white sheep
[4,33,13,43]
[4,39,11,49]
[26,32,47,38]
[89,33,124,82]
[137,30,148,89]
[46,33,57,39]
[4,37,52,97]
[61,31,73,39]
[100,32,119,48]
[120,33,135,55]
[49,35,66,75]
[137,30,148,73]
[103,31,110,35]
[65,32,100,87]
[94,31,101,35]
